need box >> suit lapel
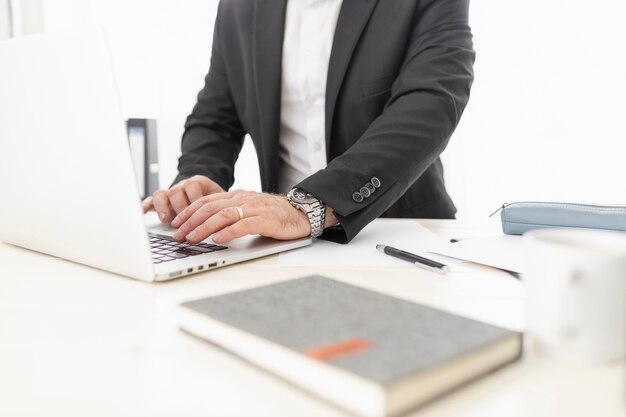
[253,0,287,192]
[325,0,379,153]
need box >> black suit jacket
[174,0,475,242]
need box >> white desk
[0,220,623,417]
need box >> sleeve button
[352,192,364,203]
[360,187,371,198]
[371,177,381,188]
[365,182,375,193]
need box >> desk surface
[0,219,623,417]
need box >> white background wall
[448,1,626,219]
[15,0,626,220]
[0,0,11,39]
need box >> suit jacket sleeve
[296,0,475,243]
[173,3,246,190]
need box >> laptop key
[196,243,217,248]
[175,248,203,256]
[187,246,216,253]
[148,234,229,261]
[153,244,172,248]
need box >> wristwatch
[287,187,326,238]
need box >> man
[143,0,475,244]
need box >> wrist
[286,188,326,238]
[324,206,339,229]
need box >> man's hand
[170,190,312,244]
[142,175,225,223]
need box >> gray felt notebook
[179,275,522,417]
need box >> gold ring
[235,206,244,220]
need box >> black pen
[376,244,449,275]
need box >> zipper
[489,203,508,218]
[489,201,626,218]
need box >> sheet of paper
[426,235,524,273]
[277,219,452,268]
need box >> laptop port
[187,268,193,273]
[198,265,204,271]
[209,262,217,268]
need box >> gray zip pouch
[496,202,626,235]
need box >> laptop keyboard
[148,233,228,264]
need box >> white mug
[523,228,626,364]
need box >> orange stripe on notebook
[304,337,372,361]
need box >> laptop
[0,31,311,282]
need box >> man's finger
[152,190,176,223]
[184,181,204,203]
[171,197,208,228]
[184,206,247,244]
[141,196,154,213]
[195,175,225,195]
[168,187,190,214]
[171,191,239,227]
[173,199,237,241]
[212,216,263,244]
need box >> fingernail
[171,216,180,227]
[212,233,222,243]
[187,231,198,242]
[158,212,166,222]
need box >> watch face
[292,189,307,202]
[290,188,316,204]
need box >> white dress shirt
[277,0,344,194]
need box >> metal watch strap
[287,188,326,239]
